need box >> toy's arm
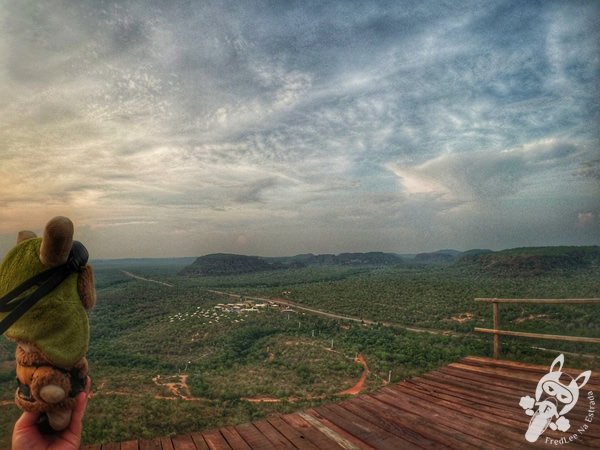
[77,265,96,310]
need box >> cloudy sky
[1,0,598,258]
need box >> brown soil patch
[338,353,369,396]
[152,374,192,400]
[450,312,474,324]
[514,314,549,324]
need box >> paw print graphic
[555,416,570,432]
[520,395,535,415]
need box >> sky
[0,0,599,258]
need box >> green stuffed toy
[0,216,95,431]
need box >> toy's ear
[17,231,37,244]
[575,370,592,390]
[78,265,96,310]
[550,354,564,373]
[40,216,74,268]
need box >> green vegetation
[0,246,598,447]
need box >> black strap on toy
[0,241,89,335]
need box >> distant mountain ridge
[180,246,600,277]
[456,246,600,275]
[181,252,404,276]
[180,253,278,276]
[413,249,465,265]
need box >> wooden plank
[436,366,532,398]
[298,412,363,450]
[474,327,600,344]
[220,426,251,450]
[266,415,320,450]
[190,433,210,450]
[138,438,162,450]
[264,417,317,449]
[433,366,600,429]
[419,369,595,420]
[253,419,295,449]
[445,362,541,388]
[234,423,278,450]
[305,409,375,450]
[314,403,421,449]
[475,298,600,304]
[576,434,600,448]
[281,413,345,450]
[406,375,600,446]
[413,373,530,415]
[390,383,596,450]
[458,358,600,395]
[400,380,528,432]
[358,394,491,450]
[160,437,175,450]
[201,430,232,450]
[81,445,103,450]
[171,435,197,450]
[101,444,121,450]
[338,395,454,450]
[373,388,517,449]
[120,441,139,450]
[426,368,524,397]
[281,414,345,450]
[463,356,600,381]
[448,361,600,390]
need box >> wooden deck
[82,356,599,449]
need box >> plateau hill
[180,253,280,276]
[181,252,404,276]
[457,246,600,275]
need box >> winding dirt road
[338,353,369,396]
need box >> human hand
[12,378,91,450]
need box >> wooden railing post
[492,301,500,359]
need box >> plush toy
[0,216,95,431]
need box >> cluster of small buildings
[213,300,275,314]
[167,300,294,324]
[168,307,230,323]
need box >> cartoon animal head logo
[535,354,591,416]
[520,354,592,443]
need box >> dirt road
[122,271,175,287]
[338,353,369,396]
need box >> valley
[0,247,598,446]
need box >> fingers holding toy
[11,377,91,450]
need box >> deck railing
[474,298,600,358]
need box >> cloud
[0,1,598,257]
[233,177,279,204]
[386,139,583,202]
[576,159,600,182]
